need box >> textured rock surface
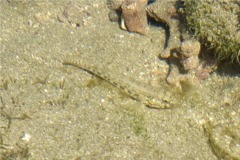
[184,0,240,63]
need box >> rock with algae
[184,0,240,63]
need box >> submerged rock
[184,0,240,63]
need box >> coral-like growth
[184,0,240,63]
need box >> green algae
[184,0,240,63]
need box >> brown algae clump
[184,0,240,63]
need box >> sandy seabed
[0,0,239,159]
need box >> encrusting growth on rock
[107,0,148,35]
[121,0,149,35]
[166,40,217,90]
